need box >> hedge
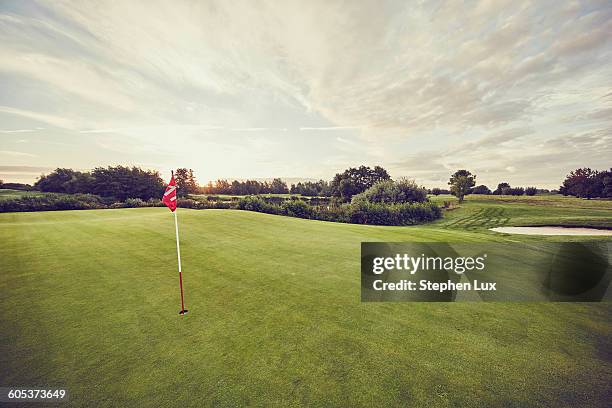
[0,193,442,226]
[234,196,440,226]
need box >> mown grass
[431,194,612,232]
[0,196,611,407]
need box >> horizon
[1,1,611,189]
[0,164,575,191]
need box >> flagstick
[174,208,188,315]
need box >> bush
[0,193,105,212]
[430,188,450,195]
[281,199,312,218]
[308,197,331,206]
[347,201,441,225]
[0,189,442,225]
[311,204,351,223]
[237,196,280,215]
[124,198,147,208]
[352,178,428,205]
[472,185,492,194]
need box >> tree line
[442,167,611,202]
[9,164,611,204]
[33,166,165,200]
[445,170,551,202]
[202,178,289,195]
[559,168,612,199]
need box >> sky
[0,0,610,188]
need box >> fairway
[1,200,611,407]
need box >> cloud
[0,128,39,133]
[0,106,75,129]
[299,126,361,131]
[0,150,37,157]
[0,0,610,186]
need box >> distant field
[1,195,611,406]
[430,194,612,231]
[190,193,306,200]
[0,188,46,200]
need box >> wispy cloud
[0,128,40,133]
[0,106,75,129]
[229,127,288,132]
[0,150,37,157]
[299,127,362,131]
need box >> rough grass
[0,196,611,407]
[0,188,47,200]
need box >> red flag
[162,174,177,212]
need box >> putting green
[1,201,611,407]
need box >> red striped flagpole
[163,170,188,315]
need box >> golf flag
[162,171,188,315]
[162,174,177,212]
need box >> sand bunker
[490,226,612,236]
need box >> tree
[472,185,492,195]
[174,168,199,197]
[187,169,198,194]
[269,178,289,194]
[525,187,537,196]
[448,170,476,202]
[290,180,331,196]
[90,166,164,200]
[35,168,95,194]
[494,182,511,195]
[559,168,599,198]
[331,165,391,202]
[508,187,525,196]
[599,169,612,198]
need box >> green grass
[431,194,612,232]
[1,196,611,407]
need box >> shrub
[347,201,441,226]
[430,188,450,195]
[352,178,427,205]
[308,197,331,206]
[281,199,312,218]
[124,198,147,208]
[145,198,165,207]
[177,198,209,209]
[472,185,492,194]
[311,204,351,223]
[237,196,280,215]
[0,189,442,226]
[0,193,105,212]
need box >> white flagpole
[174,195,187,315]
